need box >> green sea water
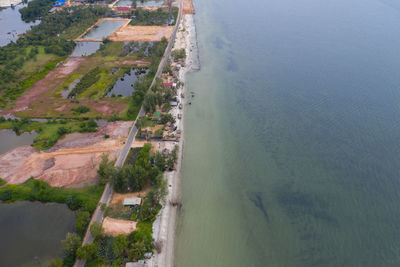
[175,0,400,266]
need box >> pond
[0,129,37,155]
[70,42,101,57]
[116,0,132,6]
[61,78,80,98]
[107,68,148,97]
[0,3,39,47]
[0,201,76,267]
[83,20,126,40]
[137,0,164,7]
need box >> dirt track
[0,121,131,187]
[108,25,174,42]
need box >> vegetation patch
[68,67,102,98]
[129,7,179,26]
[0,117,98,150]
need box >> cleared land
[0,121,131,187]
[183,0,195,14]
[103,217,137,236]
[108,25,174,42]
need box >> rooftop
[123,197,142,206]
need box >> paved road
[74,3,182,267]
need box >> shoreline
[149,13,198,267]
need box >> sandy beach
[147,14,198,267]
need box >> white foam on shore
[147,14,198,267]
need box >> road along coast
[149,13,199,267]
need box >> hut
[123,197,142,207]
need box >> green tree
[50,258,63,267]
[61,232,82,257]
[75,211,91,237]
[76,243,98,260]
[90,222,104,241]
[113,234,128,257]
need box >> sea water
[175,0,400,266]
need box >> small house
[123,197,142,207]
[162,82,173,88]
[126,260,145,267]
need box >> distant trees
[19,0,54,22]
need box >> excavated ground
[0,121,131,187]
[108,25,174,42]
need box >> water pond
[70,42,101,57]
[137,0,164,7]
[0,201,76,267]
[0,129,37,155]
[117,0,133,6]
[83,20,126,40]
[107,68,148,97]
[0,3,39,46]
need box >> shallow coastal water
[176,0,400,266]
[0,201,76,267]
[0,3,39,46]
[83,20,126,40]
[0,129,37,155]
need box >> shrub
[72,105,90,114]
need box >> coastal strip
[149,13,198,267]
[73,2,184,267]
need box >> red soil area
[0,121,131,187]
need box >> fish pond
[107,68,148,97]
[70,42,101,57]
[0,129,37,155]
[0,3,39,46]
[83,20,126,40]
[0,201,76,267]
[137,0,164,7]
[116,0,133,6]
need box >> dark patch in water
[276,184,338,228]
[226,56,238,72]
[249,192,269,222]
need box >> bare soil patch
[108,25,174,42]
[183,0,195,14]
[0,121,131,187]
[103,217,137,236]
[110,186,151,205]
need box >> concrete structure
[0,0,22,7]
[126,260,145,267]
[123,197,142,206]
